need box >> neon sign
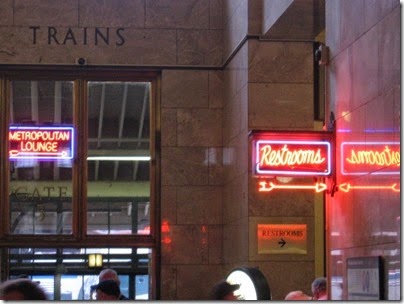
[339,182,400,193]
[9,126,74,160]
[253,135,332,176]
[341,142,400,175]
[258,180,327,193]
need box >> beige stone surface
[208,71,224,109]
[248,83,314,129]
[162,70,209,108]
[0,0,13,26]
[79,0,145,27]
[161,108,177,147]
[176,186,222,225]
[177,29,223,66]
[248,40,313,83]
[161,147,209,186]
[145,0,209,29]
[177,108,222,147]
[14,0,78,26]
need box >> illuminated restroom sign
[341,142,400,175]
[9,126,74,160]
[252,132,332,177]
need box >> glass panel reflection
[9,80,73,235]
[87,81,151,235]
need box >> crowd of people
[0,269,327,301]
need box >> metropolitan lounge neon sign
[9,126,74,160]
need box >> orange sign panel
[257,224,307,254]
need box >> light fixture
[226,267,271,300]
[87,156,150,161]
[88,254,103,268]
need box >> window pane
[87,81,151,235]
[7,247,151,300]
[9,80,73,235]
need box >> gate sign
[251,131,333,177]
[9,125,74,160]
[341,142,400,175]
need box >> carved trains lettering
[29,26,126,46]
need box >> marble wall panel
[248,83,314,129]
[223,84,248,144]
[14,0,78,26]
[161,108,177,147]
[209,71,224,109]
[162,224,207,265]
[222,0,248,59]
[176,265,226,300]
[145,0,209,29]
[248,40,313,84]
[223,216,249,264]
[177,29,223,66]
[379,7,401,93]
[248,178,316,217]
[0,0,13,26]
[79,0,145,27]
[161,147,209,186]
[208,147,224,186]
[161,186,177,224]
[208,225,224,264]
[262,0,293,36]
[352,26,379,107]
[162,70,209,108]
[256,261,315,300]
[176,186,222,225]
[209,0,224,30]
[223,174,248,223]
[363,0,396,30]
[339,0,365,51]
[160,265,177,300]
[177,108,222,147]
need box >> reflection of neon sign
[254,140,331,176]
[341,142,400,175]
[9,126,74,160]
[339,182,400,193]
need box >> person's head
[99,268,120,286]
[285,290,312,300]
[0,278,48,300]
[311,277,327,300]
[92,279,121,301]
[210,280,240,300]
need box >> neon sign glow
[9,126,74,160]
[339,183,400,193]
[341,142,400,175]
[258,180,327,193]
[254,140,331,176]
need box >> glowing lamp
[88,254,103,268]
[226,267,271,300]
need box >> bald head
[99,269,120,286]
[285,290,311,300]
